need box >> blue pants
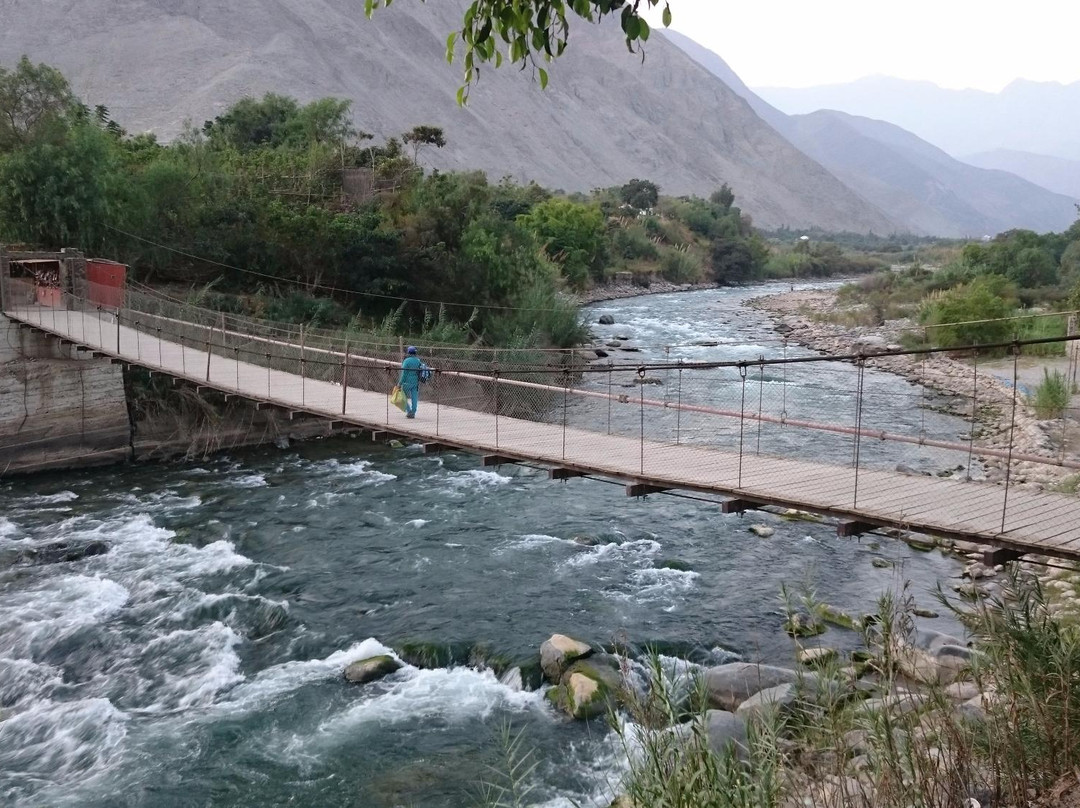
[403,385,419,416]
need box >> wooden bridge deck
[9,306,1080,562]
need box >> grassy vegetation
[600,569,1080,808]
[1029,368,1071,419]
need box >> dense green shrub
[612,223,659,261]
[659,249,703,284]
[920,276,1017,348]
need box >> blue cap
[407,346,417,354]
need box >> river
[0,284,969,807]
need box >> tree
[402,125,447,164]
[364,0,673,101]
[0,56,75,152]
[619,178,659,210]
[518,198,607,289]
[0,122,119,249]
[710,183,735,213]
[203,94,354,151]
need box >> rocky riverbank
[339,623,1008,807]
[575,279,715,305]
[750,288,1080,621]
[748,289,1075,490]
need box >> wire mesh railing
[5,275,1080,542]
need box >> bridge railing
[6,278,1080,535]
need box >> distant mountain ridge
[0,0,898,234]
[964,150,1080,200]
[756,76,1080,162]
[663,30,1079,236]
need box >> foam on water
[0,516,19,538]
[405,518,429,528]
[561,538,662,569]
[21,490,79,505]
[318,664,549,738]
[231,473,269,488]
[446,469,511,490]
[218,638,398,715]
[0,575,130,659]
[136,623,244,713]
[309,458,396,483]
[499,533,580,553]
[0,697,128,791]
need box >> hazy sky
[646,0,1080,92]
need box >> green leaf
[662,4,672,27]
[445,31,457,63]
[495,49,503,68]
[456,85,466,106]
[637,18,649,41]
[364,0,375,18]
[538,67,548,89]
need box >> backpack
[419,363,432,384]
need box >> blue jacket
[399,355,422,389]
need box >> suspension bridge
[5,268,1080,563]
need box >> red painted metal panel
[86,259,126,308]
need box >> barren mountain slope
[664,30,1077,236]
[0,0,897,233]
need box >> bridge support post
[549,467,585,481]
[626,483,669,497]
[720,499,758,515]
[837,520,879,538]
[982,546,1024,566]
[482,455,516,467]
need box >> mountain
[0,0,898,234]
[964,150,1080,200]
[756,77,1080,162]
[664,32,1078,236]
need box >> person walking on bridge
[398,346,423,419]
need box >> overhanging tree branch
[363,0,672,103]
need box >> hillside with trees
[0,59,884,351]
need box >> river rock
[963,562,994,580]
[598,314,615,325]
[944,681,980,702]
[19,540,109,566]
[593,349,609,358]
[540,634,592,682]
[344,654,402,684]
[548,656,623,720]
[748,524,773,538]
[667,710,750,762]
[606,341,622,348]
[797,647,837,667]
[956,694,989,723]
[735,682,806,721]
[703,662,800,711]
[859,691,928,717]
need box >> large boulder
[703,710,749,760]
[668,710,750,761]
[735,675,843,722]
[539,634,593,683]
[703,662,800,711]
[547,655,624,720]
[344,654,402,684]
[598,314,615,325]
